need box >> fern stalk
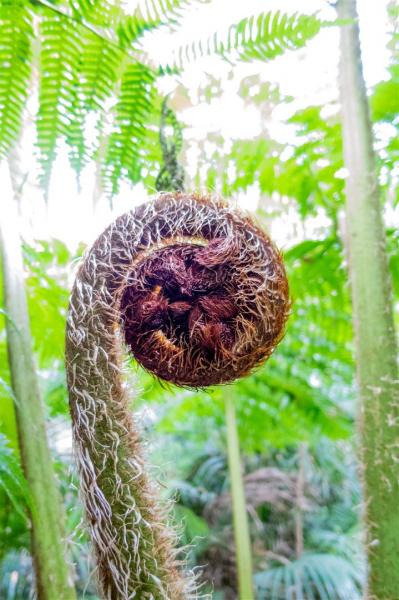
[65,192,289,598]
[225,390,254,600]
[338,0,399,597]
[0,163,76,600]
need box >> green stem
[224,389,254,600]
[0,165,76,600]
[338,1,399,597]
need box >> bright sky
[9,0,392,249]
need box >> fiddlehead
[65,192,289,599]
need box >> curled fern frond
[66,192,289,597]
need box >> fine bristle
[119,194,289,386]
[65,192,289,599]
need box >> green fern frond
[0,433,31,519]
[173,504,209,546]
[255,553,363,600]
[65,47,89,180]
[0,0,33,158]
[70,0,208,47]
[164,11,321,69]
[69,0,157,48]
[136,0,208,24]
[37,14,82,187]
[80,33,123,112]
[69,0,112,23]
[117,14,162,47]
[235,12,321,62]
[36,1,154,180]
[102,63,156,194]
[65,61,88,176]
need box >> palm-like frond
[255,553,363,600]
[164,11,321,69]
[0,0,33,158]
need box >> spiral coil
[65,193,289,598]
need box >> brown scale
[121,243,238,364]
[117,196,290,387]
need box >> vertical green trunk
[224,390,254,600]
[338,1,399,597]
[0,168,76,600]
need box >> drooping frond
[69,31,122,179]
[163,11,321,69]
[69,0,154,48]
[0,0,325,194]
[65,69,87,176]
[62,3,124,174]
[80,33,123,112]
[36,1,157,182]
[0,0,33,158]
[37,14,82,186]
[102,63,156,194]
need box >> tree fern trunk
[0,165,76,600]
[338,1,399,597]
[224,390,254,600]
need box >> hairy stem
[338,1,399,597]
[65,193,288,598]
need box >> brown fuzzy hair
[65,193,289,599]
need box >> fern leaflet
[103,63,156,194]
[0,0,33,158]
[164,11,321,69]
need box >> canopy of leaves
[0,0,323,192]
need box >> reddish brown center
[121,242,239,360]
